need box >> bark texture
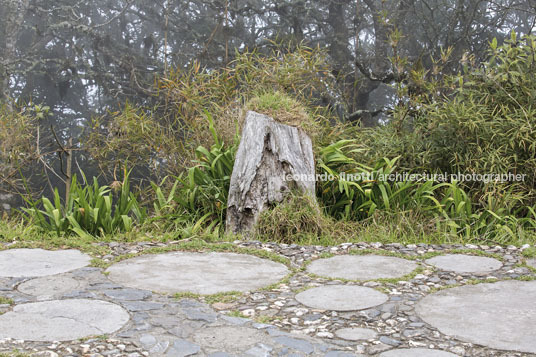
[226,111,316,235]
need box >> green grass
[0,296,14,305]
[522,247,536,258]
[226,310,249,319]
[95,239,290,269]
[173,291,242,305]
[255,213,536,247]
[0,351,30,357]
[255,315,281,324]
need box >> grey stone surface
[295,285,388,311]
[527,258,536,269]
[273,336,314,354]
[192,326,271,353]
[379,348,458,356]
[103,288,152,300]
[106,252,289,294]
[0,241,533,357]
[0,249,91,277]
[334,327,378,341]
[121,301,164,311]
[307,255,418,280]
[0,299,129,341]
[379,336,401,346]
[17,276,81,298]
[166,339,201,356]
[425,254,502,273]
[324,352,365,357]
[415,280,536,353]
[245,343,273,357]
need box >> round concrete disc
[295,285,388,311]
[0,299,129,341]
[415,280,536,353]
[17,276,81,298]
[307,255,417,281]
[379,348,458,356]
[334,327,378,341]
[425,254,502,273]
[106,252,289,295]
[0,249,91,278]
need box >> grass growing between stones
[173,291,243,305]
[89,239,291,269]
[0,351,30,357]
[0,296,14,305]
[255,315,281,324]
[418,248,505,262]
[226,310,249,319]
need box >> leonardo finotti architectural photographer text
[285,172,526,183]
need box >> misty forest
[2,0,536,247]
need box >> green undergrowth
[522,247,536,258]
[0,218,111,256]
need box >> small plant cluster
[23,170,146,238]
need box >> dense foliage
[3,32,536,247]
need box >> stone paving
[0,241,535,356]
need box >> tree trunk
[226,111,316,236]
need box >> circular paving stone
[415,280,536,353]
[295,285,388,311]
[0,299,129,341]
[425,254,502,273]
[17,276,81,298]
[527,258,536,269]
[0,249,91,278]
[379,348,458,356]
[334,327,378,341]
[106,252,289,295]
[306,255,418,281]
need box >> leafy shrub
[433,181,536,243]
[370,33,536,201]
[418,34,536,193]
[86,102,185,179]
[317,139,442,220]
[0,103,40,193]
[170,114,237,232]
[22,170,146,237]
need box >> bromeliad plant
[317,140,442,220]
[172,113,237,232]
[22,170,146,237]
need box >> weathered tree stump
[226,111,316,235]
